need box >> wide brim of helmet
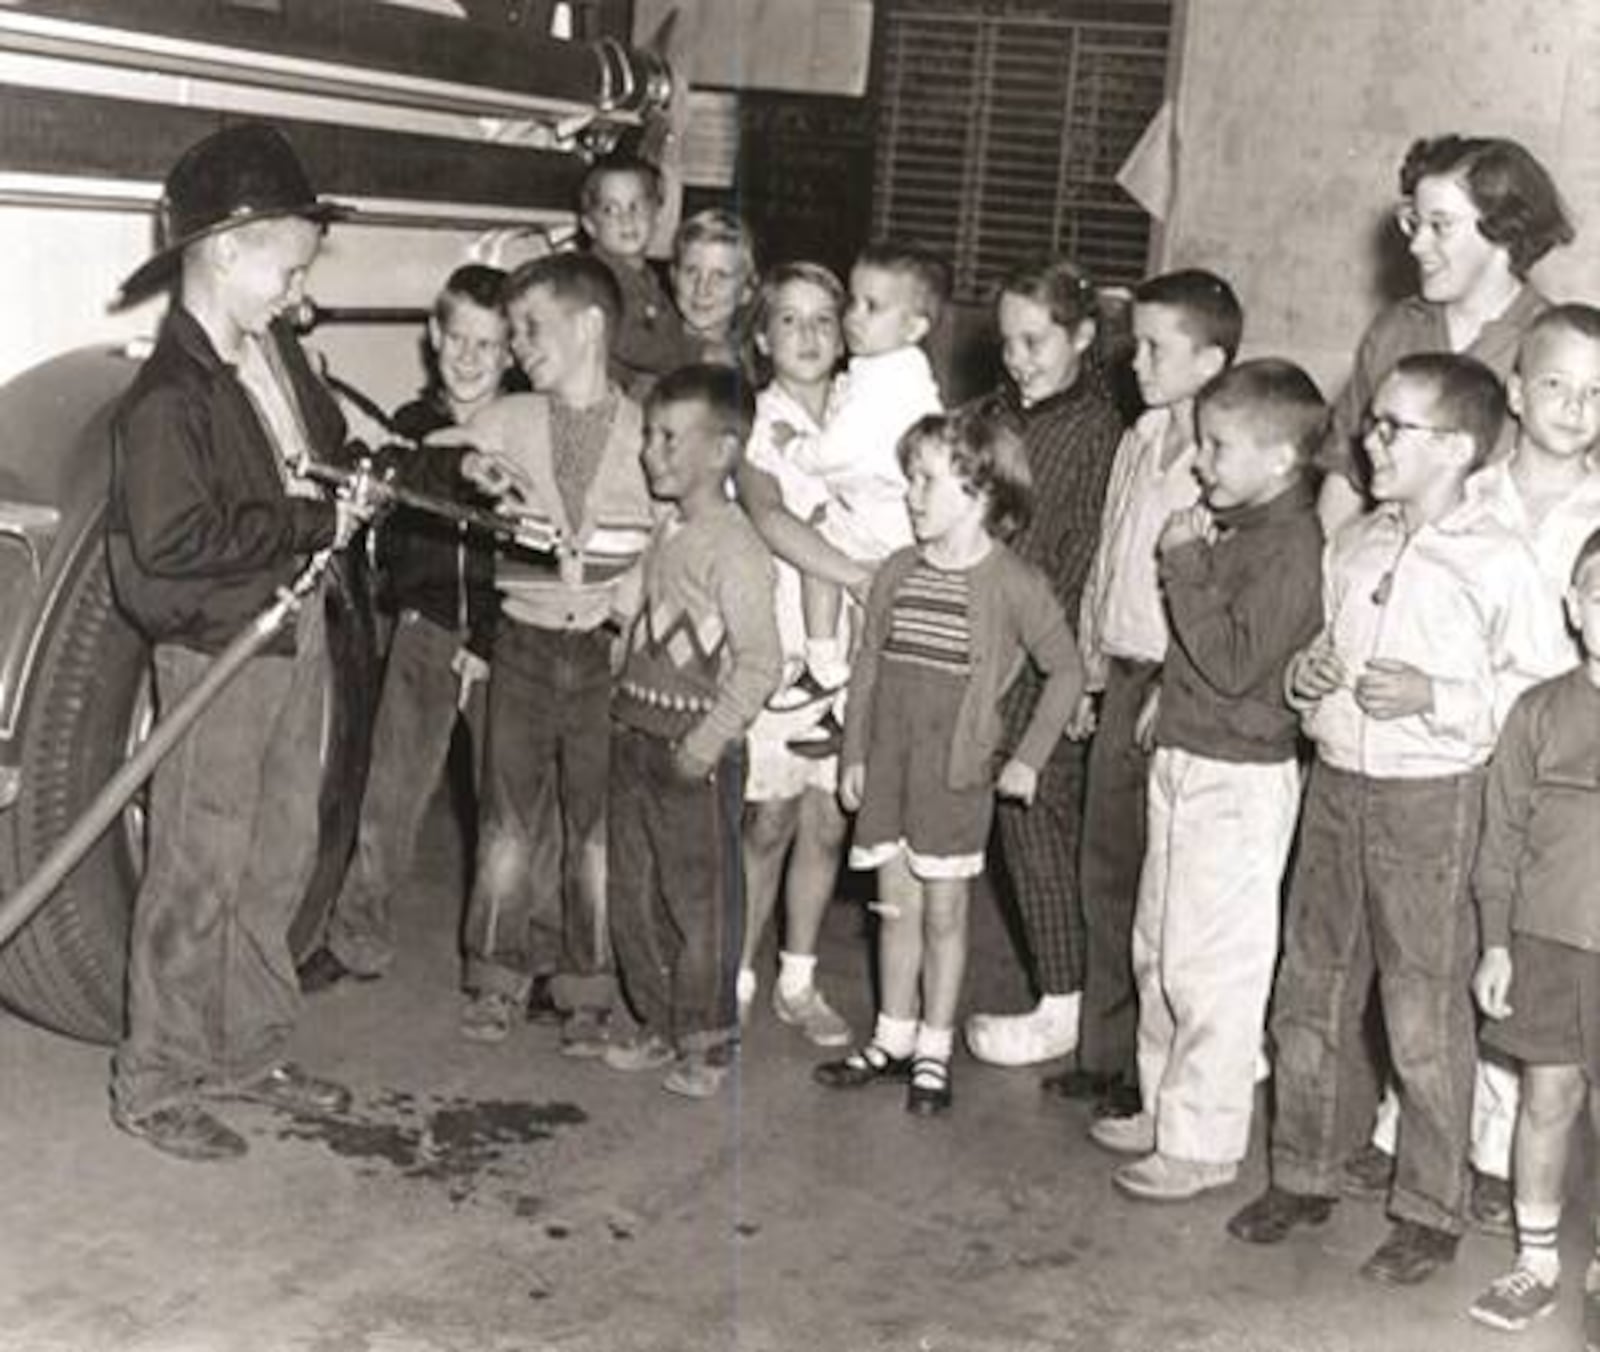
[114,199,352,307]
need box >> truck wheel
[0,540,377,1045]
[0,542,146,1042]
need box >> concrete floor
[0,792,1587,1352]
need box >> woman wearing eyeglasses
[1318,136,1575,534]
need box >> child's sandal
[906,1056,952,1116]
[813,1042,912,1089]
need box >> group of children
[313,143,1600,1342]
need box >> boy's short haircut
[504,251,622,335]
[1399,135,1575,279]
[1518,302,1600,369]
[998,256,1099,332]
[746,260,845,384]
[1571,525,1600,588]
[1389,351,1507,472]
[1195,358,1328,468]
[435,263,507,324]
[649,362,756,445]
[896,398,1032,542]
[1133,269,1244,361]
[578,153,664,215]
[672,207,759,280]
[855,240,952,330]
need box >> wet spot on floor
[273,1093,587,1207]
[544,1221,571,1240]
[734,1221,760,1238]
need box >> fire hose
[0,452,559,953]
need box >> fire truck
[0,0,674,1041]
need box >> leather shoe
[296,946,379,995]
[1041,1067,1119,1100]
[215,1063,352,1117]
[1226,1186,1337,1244]
[1092,1081,1144,1120]
[1359,1220,1459,1286]
[113,1102,247,1162]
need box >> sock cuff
[915,1022,954,1060]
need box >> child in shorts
[813,405,1084,1115]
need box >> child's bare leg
[919,878,972,1033]
[740,796,801,1005]
[799,572,849,689]
[770,787,851,1045]
[1471,1062,1584,1328]
[876,852,925,1023]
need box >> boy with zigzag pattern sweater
[604,364,782,1100]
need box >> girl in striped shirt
[814,406,1085,1115]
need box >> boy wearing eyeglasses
[1353,304,1600,1233]
[1228,352,1565,1286]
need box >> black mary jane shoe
[814,1042,912,1089]
[906,1057,952,1116]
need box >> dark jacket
[1154,477,1323,763]
[376,396,500,652]
[106,308,342,653]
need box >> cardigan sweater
[843,542,1084,790]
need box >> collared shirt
[1466,457,1600,598]
[1078,404,1200,687]
[1475,667,1600,952]
[1300,495,1567,778]
[1319,286,1548,484]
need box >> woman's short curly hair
[1399,135,1575,277]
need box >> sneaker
[215,1063,351,1117]
[1340,1142,1395,1200]
[559,1008,610,1059]
[1359,1219,1459,1286]
[663,1053,729,1099]
[1468,1263,1559,1332]
[964,1001,1078,1067]
[1113,1152,1238,1203]
[461,990,517,1044]
[113,1102,247,1162]
[1469,1168,1514,1237]
[772,984,851,1047]
[1226,1186,1337,1245]
[604,1031,676,1073]
[1088,1110,1155,1155]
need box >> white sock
[1517,1200,1562,1284]
[735,967,757,1005]
[873,1012,917,1059]
[914,1023,954,1061]
[776,951,816,1000]
[1037,992,1080,1023]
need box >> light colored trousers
[1133,747,1302,1165]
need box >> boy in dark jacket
[106,124,371,1161]
[1095,360,1325,1202]
[299,264,510,991]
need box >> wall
[1159,0,1600,394]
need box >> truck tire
[0,535,377,1045]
